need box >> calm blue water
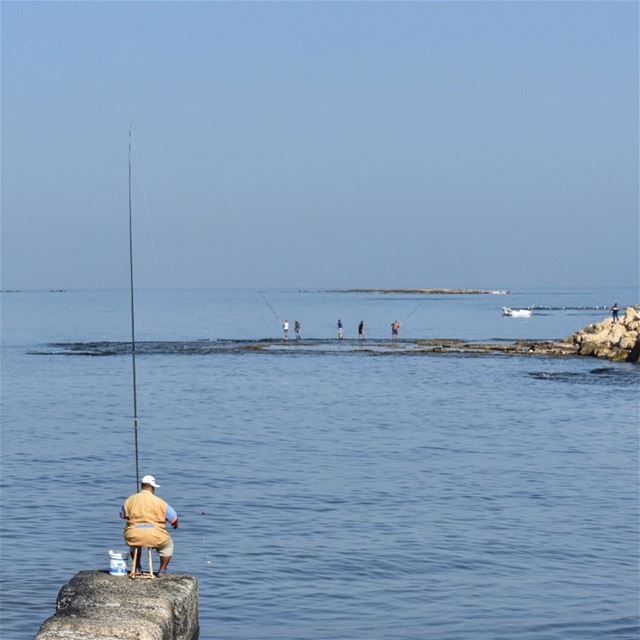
[1,287,638,639]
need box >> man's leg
[158,554,172,573]
[157,537,174,574]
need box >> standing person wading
[120,474,179,574]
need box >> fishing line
[130,130,161,271]
[259,292,281,323]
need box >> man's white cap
[141,474,160,488]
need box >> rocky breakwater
[36,570,198,640]
[571,306,640,363]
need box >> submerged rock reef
[570,306,640,363]
[36,570,198,640]
[328,288,508,295]
[33,308,640,364]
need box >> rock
[594,346,614,359]
[626,320,640,333]
[610,323,626,345]
[625,307,639,323]
[570,307,640,363]
[579,342,598,357]
[628,338,640,363]
[36,571,199,640]
[619,331,639,350]
[330,288,507,295]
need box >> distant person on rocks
[358,320,365,340]
[337,319,344,340]
[611,303,620,322]
[120,475,179,575]
[294,319,301,341]
[283,319,289,340]
[391,320,400,338]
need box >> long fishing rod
[403,299,424,323]
[128,125,140,489]
[259,291,281,323]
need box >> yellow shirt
[122,489,171,548]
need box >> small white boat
[502,306,532,318]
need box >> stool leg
[148,547,154,578]
[131,547,139,577]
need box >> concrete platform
[35,570,199,640]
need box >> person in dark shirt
[611,303,620,322]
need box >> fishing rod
[259,291,281,323]
[128,125,140,489]
[403,299,424,323]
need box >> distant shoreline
[326,288,509,295]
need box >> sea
[1,286,638,640]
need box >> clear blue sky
[2,1,638,290]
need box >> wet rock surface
[35,570,198,640]
[32,311,640,364]
[33,337,578,358]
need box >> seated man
[120,474,179,574]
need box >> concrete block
[36,571,198,640]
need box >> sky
[1,1,638,290]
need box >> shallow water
[1,288,638,639]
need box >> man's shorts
[129,536,174,557]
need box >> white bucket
[108,549,127,576]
